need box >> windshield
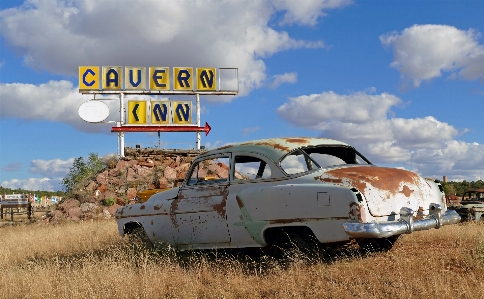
[280,145,371,175]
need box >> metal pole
[120,93,125,157]
[196,93,201,150]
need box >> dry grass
[0,220,483,299]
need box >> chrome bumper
[343,203,461,239]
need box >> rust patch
[217,144,234,150]
[211,188,228,217]
[253,142,290,152]
[283,138,310,144]
[140,205,146,210]
[400,185,414,197]
[154,204,161,210]
[323,166,421,198]
[320,177,344,185]
[348,202,366,222]
[236,195,244,209]
[170,198,181,228]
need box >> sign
[196,68,216,90]
[125,67,146,90]
[79,66,100,90]
[78,100,110,123]
[151,101,171,124]
[111,122,211,135]
[78,66,227,91]
[174,67,193,90]
[2,194,28,206]
[102,66,123,90]
[173,101,192,124]
[127,101,147,124]
[149,67,170,90]
[127,100,192,125]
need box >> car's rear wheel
[273,229,321,263]
[358,235,400,253]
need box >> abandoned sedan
[450,189,484,222]
[115,138,460,253]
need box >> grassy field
[0,220,483,299]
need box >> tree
[62,153,105,193]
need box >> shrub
[103,197,116,206]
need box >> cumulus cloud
[276,89,478,181]
[0,177,61,191]
[272,0,353,26]
[29,158,74,178]
[380,24,484,87]
[269,72,298,88]
[0,80,119,132]
[0,0,347,98]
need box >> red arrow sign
[111,122,212,136]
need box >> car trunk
[317,165,442,217]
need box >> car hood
[315,165,443,217]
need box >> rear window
[280,145,371,175]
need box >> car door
[173,154,231,249]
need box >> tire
[273,229,320,263]
[358,235,400,253]
[126,226,153,249]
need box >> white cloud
[269,72,298,88]
[242,126,261,136]
[380,24,484,87]
[271,0,353,26]
[0,80,120,132]
[276,89,484,180]
[29,158,74,178]
[0,0,347,98]
[0,177,61,192]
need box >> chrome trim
[343,203,461,238]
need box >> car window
[280,149,318,175]
[187,157,230,186]
[280,146,372,175]
[234,155,272,180]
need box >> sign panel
[78,101,110,123]
[79,66,100,90]
[196,68,216,91]
[174,67,193,90]
[149,67,170,90]
[127,101,147,124]
[125,67,146,90]
[102,66,123,90]
[151,101,171,124]
[2,194,28,206]
[173,101,192,124]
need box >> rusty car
[115,137,461,254]
[450,189,484,222]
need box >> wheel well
[123,222,143,235]
[263,226,315,246]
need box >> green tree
[61,153,105,193]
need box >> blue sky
[1,0,484,191]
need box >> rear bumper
[343,203,461,239]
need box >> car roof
[201,137,350,162]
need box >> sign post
[79,66,238,155]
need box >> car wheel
[127,226,153,249]
[273,229,319,263]
[358,235,400,253]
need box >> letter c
[82,69,95,87]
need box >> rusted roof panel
[204,137,349,162]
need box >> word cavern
[79,66,217,91]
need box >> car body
[115,137,461,252]
[450,189,484,222]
